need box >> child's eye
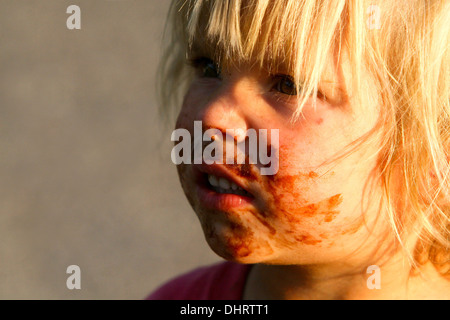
[188,57,221,79]
[273,75,298,96]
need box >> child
[148,0,449,299]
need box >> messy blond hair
[157,0,450,276]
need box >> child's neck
[242,257,449,300]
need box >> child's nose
[197,88,249,137]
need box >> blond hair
[158,0,450,276]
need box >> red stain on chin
[211,222,254,259]
[218,221,275,260]
[265,171,319,203]
[225,237,252,258]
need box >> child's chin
[204,234,275,265]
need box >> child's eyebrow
[263,61,294,76]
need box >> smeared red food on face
[224,222,253,258]
[340,217,364,235]
[222,221,275,260]
[247,208,277,234]
[308,171,319,178]
[221,157,346,247]
[188,134,348,256]
[265,172,343,222]
[294,234,322,245]
[225,162,252,178]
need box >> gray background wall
[0,0,219,299]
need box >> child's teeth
[219,177,231,189]
[207,174,248,196]
[208,174,219,187]
[207,174,243,190]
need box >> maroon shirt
[147,261,252,300]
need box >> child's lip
[191,163,258,211]
[193,163,255,198]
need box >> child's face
[175,51,387,265]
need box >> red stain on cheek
[294,234,322,245]
[225,162,252,178]
[308,171,319,178]
[328,194,343,207]
[202,141,346,248]
[265,173,342,216]
[263,170,344,245]
[340,218,364,235]
[323,194,344,222]
[223,154,345,246]
[247,208,277,234]
[276,194,342,246]
[280,194,343,223]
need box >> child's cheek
[253,142,362,250]
[265,174,344,247]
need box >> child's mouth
[206,174,252,197]
[193,164,255,210]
